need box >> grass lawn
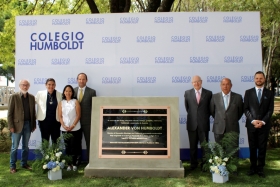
[0,149,279,187]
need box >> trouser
[10,121,31,168]
[62,129,83,166]
[39,120,61,143]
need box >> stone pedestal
[84,97,184,178]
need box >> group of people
[8,73,96,174]
[185,71,274,178]
[7,70,274,178]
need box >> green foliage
[0,118,11,152]
[32,133,72,174]
[202,132,239,173]
[269,113,280,147]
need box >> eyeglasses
[192,80,202,84]
[20,84,29,87]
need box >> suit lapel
[227,92,234,110]
[219,92,226,111]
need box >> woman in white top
[58,85,82,171]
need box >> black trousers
[39,120,61,143]
[247,128,269,171]
[188,129,208,167]
[62,129,82,166]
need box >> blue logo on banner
[224,56,243,63]
[179,117,187,125]
[241,76,254,82]
[51,58,70,65]
[239,138,244,145]
[68,78,77,84]
[102,77,121,84]
[172,76,191,83]
[189,16,208,23]
[102,37,121,43]
[120,17,139,24]
[18,59,36,65]
[137,36,156,43]
[19,19,37,26]
[190,56,209,63]
[240,35,259,42]
[155,57,174,63]
[206,36,225,42]
[171,36,190,42]
[28,140,37,147]
[223,16,242,23]
[154,17,173,23]
[120,57,139,64]
[86,18,104,24]
[137,77,156,83]
[207,76,225,83]
[30,32,84,50]
[85,58,104,64]
[34,78,48,84]
[52,19,70,25]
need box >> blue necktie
[258,89,261,103]
[224,95,229,109]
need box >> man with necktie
[210,78,243,150]
[244,71,274,178]
[74,73,96,163]
[184,75,212,170]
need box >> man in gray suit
[74,73,96,162]
[184,75,212,170]
[210,78,243,146]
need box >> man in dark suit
[184,75,212,170]
[74,73,96,162]
[244,71,274,178]
[210,78,243,150]
[8,80,36,173]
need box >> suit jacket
[35,90,62,121]
[244,87,274,131]
[8,92,36,133]
[184,88,212,132]
[74,86,96,126]
[210,92,243,134]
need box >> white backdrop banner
[16,12,262,159]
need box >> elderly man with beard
[8,80,36,173]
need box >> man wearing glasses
[8,80,36,173]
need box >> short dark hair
[62,85,75,100]
[45,78,56,85]
[254,71,265,78]
[77,73,88,80]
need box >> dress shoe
[10,168,16,174]
[258,171,265,178]
[22,164,32,170]
[247,170,256,176]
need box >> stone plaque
[99,107,170,158]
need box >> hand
[252,120,263,128]
[62,125,69,131]
[10,128,14,133]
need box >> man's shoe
[258,171,266,178]
[22,164,32,170]
[10,168,16,174]
[247,170,256,176]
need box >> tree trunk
[146,0,161,12]
[86,0,100,13]
[158,0,175,12]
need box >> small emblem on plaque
[143,151,148,155]
[143,110,148,114]
[121,150,126,154]
[122,110,126,113]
